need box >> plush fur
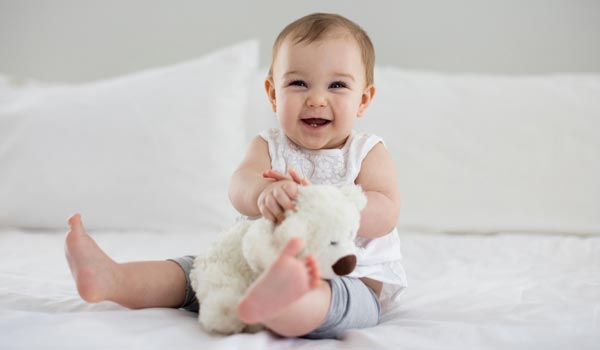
[189,184,367,334]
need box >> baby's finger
[258,202,276,223]
[264,210,277,224]
[265,195,284,223]
[262,169,290,181]
[280,183,298,201]
[275,212,285,224]
[288,168,311,186]
[273,187,295,211]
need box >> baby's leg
[64,214,186,309]
[261,276,381,339]
[237,238,332,337]
[261,280,333,337]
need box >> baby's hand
[263,168,310,186]
[258,168,310,224]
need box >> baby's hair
[268,13,375,85]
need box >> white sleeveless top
[260,128,407,304]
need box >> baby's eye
[289,80,307,87]
[329,81,347,89]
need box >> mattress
[1,229,598,349]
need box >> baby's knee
[303,277,381,339]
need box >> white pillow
[0,40,258,231]
[0,75,66,105]
[357,68,600,234]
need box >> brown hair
[268,13,375,85]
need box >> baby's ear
[340,185,367,212]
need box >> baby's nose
[306,93,327,107]
[332,254,357,276]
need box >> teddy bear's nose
[332,254,357,276]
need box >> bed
[1,40,599,349]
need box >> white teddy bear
[189,184,367,334]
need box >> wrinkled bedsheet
[1,229,598,350]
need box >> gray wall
[1,0,599,82]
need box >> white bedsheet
[1,229,598,350]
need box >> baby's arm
[228,136,301,222]
[354,142,401,238]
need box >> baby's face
[267,35,374,150]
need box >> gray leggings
[170,255,381,339]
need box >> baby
[65,13,407,339]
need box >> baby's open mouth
[302,118,331,128]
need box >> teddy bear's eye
[330,241,338,246]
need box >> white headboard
[1,0,599,82]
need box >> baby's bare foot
[64,213,118,303]
[237,237,320,324]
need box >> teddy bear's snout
[332,254,357,276]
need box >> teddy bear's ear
[340,185,367,212]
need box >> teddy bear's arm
[242,220,280,273]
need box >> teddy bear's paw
[198,291,246,334]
